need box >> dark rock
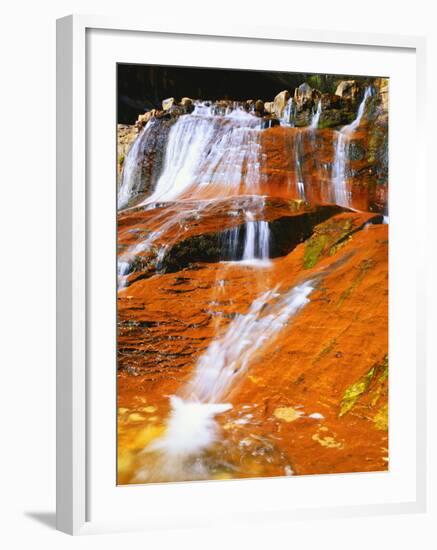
[261,116,280,129]
[255,99,265,114]
[158,204,345,274]
[349,140,366,161]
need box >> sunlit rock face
[117,77,389,485]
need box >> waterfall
[139,108,263,205]
[242,220,270,264]
[145,280,315,465]
[332,132,348,206]
[295,131,306,200]
[332,87,372,207]
[280,98,295,127]
[220,202,271,266]
[118,121,157,209]
[346,86,372,132]
[310,100,322,129]
[220,218,271,266]
[187,280,315,402]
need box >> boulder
[320,93,342,110]
[264,101,275,114]
[255,99,265,114]
[318,109,342,128]
[273,90,290,119]
[162,97,175,110]
[294,110,312,127]
[334,80,362,102]
[294,83,313,109]
[180,97,193,108]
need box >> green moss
[303,234,329,269]
[339,367,376,416]
[373,404,388,430]
[119,153,125,166]
[339,355,388,417]
[329,236,351,256]
[306,74,323,90]
[303,216,354,269]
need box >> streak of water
[310,100,322,129]
[332,87,372,207]
[142,280,315,476]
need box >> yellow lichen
[273,406,302,423]
[141,405,157,413]
[248,374,264,386]
[339,355,388,417]
[374,404,388,430]
[312,428,343,449]
[128,412,145,422]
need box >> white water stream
[332,87,372,207]
[310,100,322,129]
[142,105,262,205]
[145,280,315,466]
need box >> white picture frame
[56,14,427,535]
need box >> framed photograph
[56,14,427,535]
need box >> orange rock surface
[117,212,388,483]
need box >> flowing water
[185,280,315,403]
[118,106,272,287]
[140,105,263,205]
[294,130,306,200]
[136,280,315,481]
[280,98,295,126]
[332,87,372,207]
[118,120,158,209]
[310,100,322,129]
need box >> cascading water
[242,218,270,265]
[118,120,157,209]
[332,87,372,207]
[139,105,263,205]
[295,131,306,200]
[186,280,315,402]
[219,199,271,266]
[280,98,295,127]
[310,100,322,129]
[118,104,270,287]
[332,132,348,206]
[140,280,315,480]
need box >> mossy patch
[303,234,329,269]
[374,404,388,430]
[303,216,354,269]
[339,355,388,417]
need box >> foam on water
[148,396,232,457]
